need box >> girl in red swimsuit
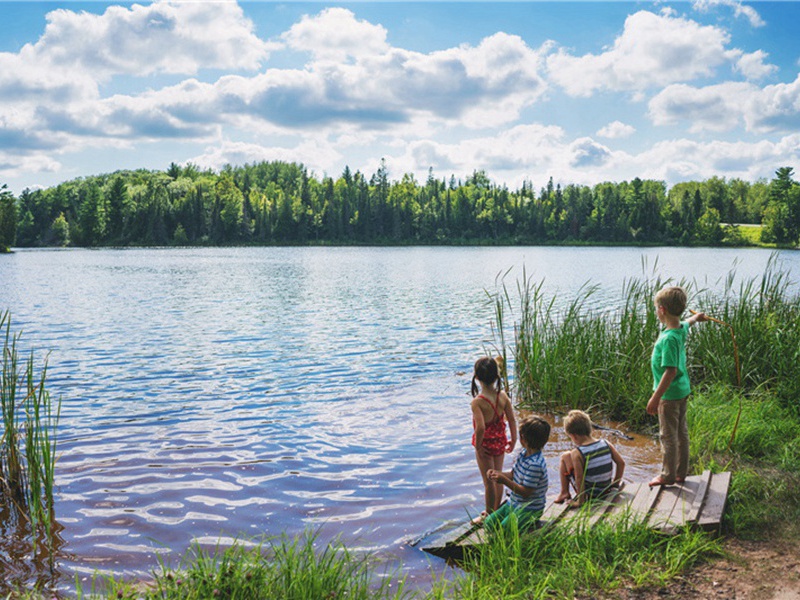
[471,356,517,521]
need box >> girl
[471,356,517,521]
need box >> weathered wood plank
[685,470,712,524]
[697,471,731,531]
[648,484,683,531]
[662,479,699,534]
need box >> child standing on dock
[485,415,550,531]
[647,286,708,487]
[471,356,517,521]
[555,410,625,506]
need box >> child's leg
[491,454,505,511]
[475,448,497,515]
[555,451,574,503]
[676,397,689,481]
[657,400,680,484]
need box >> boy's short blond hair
[564,409,592,437]
[655,286,687,317]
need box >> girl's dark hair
[471,357,501,396]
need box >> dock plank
[697,471,731,532]
[685,470,711,524]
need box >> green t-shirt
[651,321,691,400]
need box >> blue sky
[1,1,799,195]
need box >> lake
[0,246,797,593]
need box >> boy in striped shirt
[486,416,550,532]
[554,410,626,506]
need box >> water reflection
[0,246,796,594]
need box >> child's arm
[471,398,487,455]
[687,311,709,326]
[607,441,626,487]
[501,391,517,453]
[647,367,677,415]
[488,469,535,499]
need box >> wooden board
[697,471,731,532]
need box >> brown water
[0,246,794,595]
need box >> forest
[1,162,799,251]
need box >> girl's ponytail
[471,375,479,397]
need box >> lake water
[0,246,798,593]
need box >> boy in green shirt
[647,286,708,487]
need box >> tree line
[1,162,799,252]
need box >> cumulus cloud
[35,1,272,78]
[282,7,389,62]
[547,10,735,96]
[597,121,636,139]
[692,0,765,28]
[649,75,800,133]
[734,50,778,81]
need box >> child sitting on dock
[555,410,625,506]
[485,415,550,532]
[471,356,517,521]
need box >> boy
[554,409,625,506]
[647,285,707,487]
[485,415,550,532]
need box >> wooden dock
[416,470,731,561]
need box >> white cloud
[35,1,272,78]
[547,10,734,96]
[282,7,389,63]
[692,0,765,28]
[649,75,800,133]
[734,50,778,81]
[597,121,636,139]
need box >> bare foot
[554,492,572,504]
[649,476,674,487]
[471,511,489,525]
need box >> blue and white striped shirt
[510,448,548,513]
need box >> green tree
[0,184,17,252]
[51,213,70,247]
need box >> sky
[1,0,799,195]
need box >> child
[486,415,550,531]
[555,409,625,506]
[471,356,517,521]
[647,286,708,487]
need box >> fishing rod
[689,309,742,451]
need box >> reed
[493,255,800,426]
[83,533,409,600]
[0,311,61,549]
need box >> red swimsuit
[471,394,508,456]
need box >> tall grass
[688,384,800,538]
[81,533,409,600]
[493,255,800,426]
[435,511,720,599]
[0,311,61,549]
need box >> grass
[433,510,721,599]
[490,254,800,426]
[0,311,61,551]
[75,533,408,600]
